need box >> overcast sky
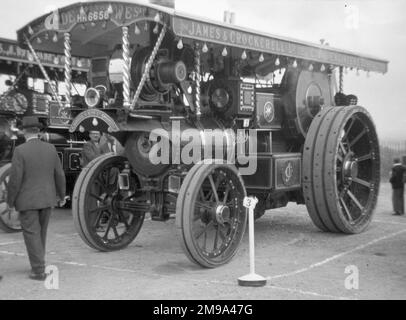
[0,0,405,141]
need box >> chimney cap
[149,0,175,9]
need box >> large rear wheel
[0,164,22,233]
[72,155,146,251]
[176,161,248,268]
[303,106,380,234]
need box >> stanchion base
[238,273,267,287]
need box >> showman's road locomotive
[0,38,90,232]
[16,1,388,267]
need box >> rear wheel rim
[303,106,380,234]
[335,113,379,226]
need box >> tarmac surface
[0,183,405,300]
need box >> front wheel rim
[178,163,247,268]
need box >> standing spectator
[82,131,103,167]
[6,116,66,281]
[390,158,406,216]
[101,133,124,155]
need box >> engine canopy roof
[0,37,90,74]
[17,1,388,74]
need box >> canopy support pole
[24,35,63,109]
[122,26,131,109]
[64,32,72,108]
[194,42,202,119]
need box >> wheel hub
[343,153,359,181]
[344,160,359,178]
[215,205,230,225]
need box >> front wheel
[176,161,248,268]
[303,106,380,234]
[0,164,22,233]
[72,155,146,252]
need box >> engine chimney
[149,0,175,9]
[224,11,236,24]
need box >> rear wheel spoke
[353,177,372,188]
[339,197,353,223]
[349,129,367,148]
[357,154,372,162]
[342,118,356,141]
[339,142,348,156]
[347,190,364,212]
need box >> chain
[129,24,167,112]
[339,66,344,93]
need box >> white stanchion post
[238,196,267,287]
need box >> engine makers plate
[274,154,302,191]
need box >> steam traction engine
[17,2,388,267]
[0,38,90,232]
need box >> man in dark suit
[82,131,103,167]
[390,158,406,216]
[7,116,66,281]
[100,133,124,155]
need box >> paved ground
[0,183,405,300]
